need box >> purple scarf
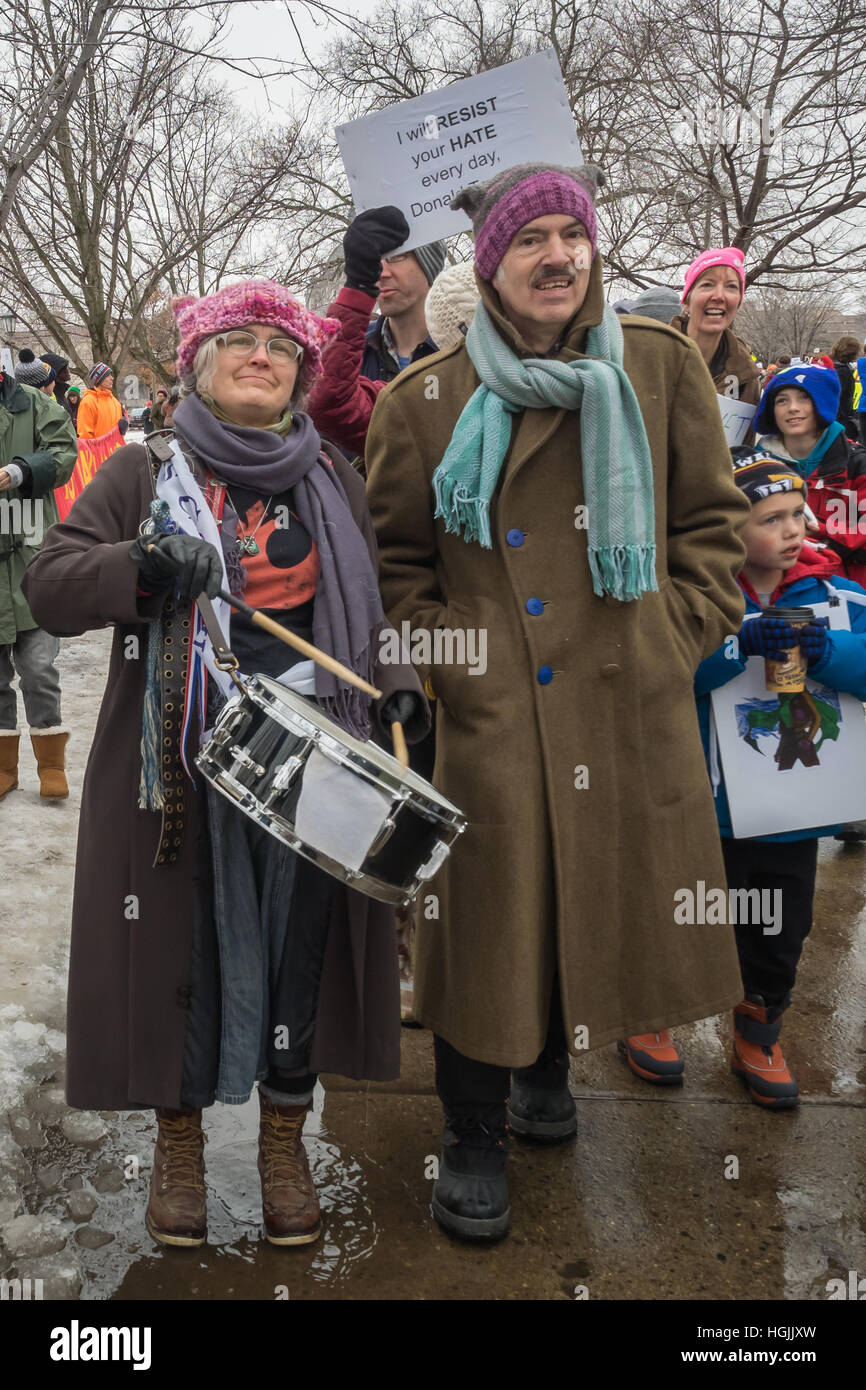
[173,391,384,737]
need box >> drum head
[249,673,461,818]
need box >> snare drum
[195,673,466,907]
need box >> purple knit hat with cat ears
[173,279,340,400]
[451,164,605,281]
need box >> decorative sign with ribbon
[55,424,123,520]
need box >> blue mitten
[797,618,830,666]
[738,617,798,658]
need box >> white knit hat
[425,261,480,351]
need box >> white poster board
[710,600,866,837]
[718,394,755,447]
[0,346,14,377]
[335,49,582,253]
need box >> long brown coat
[365,260,751,1068]
[23,440,427,1109]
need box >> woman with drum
[23,281,429,1249]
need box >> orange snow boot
[731,996,799,1109]
[617,1031,684,1085]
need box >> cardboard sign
[336,49,582,252]
[718,394,755,447]
[710,598,866,837]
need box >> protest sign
[710,599,866,837]
[335,49,582,252]
[718,394,755,447]
[0,346,14,377]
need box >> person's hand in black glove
[343,206,410,296]
[738,616,799,659]
[380,689,427,743]
[129,533,223,599]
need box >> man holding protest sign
[366,162,750,1242]
[308,208,445,459]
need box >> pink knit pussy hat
[173,280,340,399]
[681,247,746,304]
[451,164,605,281]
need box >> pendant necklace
[227,489,273,557]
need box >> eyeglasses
[213,331,304,365]
[382,253,412,265]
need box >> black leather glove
[129,533,223,599]
[343,206,410,295]
[380,689,426,742]
[118,416,129,436]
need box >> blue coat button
[526,597,544,616]
[506,528,525,547]
[537,665,553,685]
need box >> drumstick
[391,720,409,769]
[217,588,383,700]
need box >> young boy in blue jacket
[623,454,866,1104]
[696,453,866,1107]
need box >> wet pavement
[3,830,864,1301]
[1,633,864,1301]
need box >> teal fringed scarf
[432,300,658,602]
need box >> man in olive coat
[365,164,750,1242]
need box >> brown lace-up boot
[145,1107,207,1247]
[257,1093,321,1246]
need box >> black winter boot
[431,1104,510,1242]
[508,1050,577,1141]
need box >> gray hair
[182,331,308,410]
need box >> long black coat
[23,440,427,1109]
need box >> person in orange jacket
[76,362,124,439]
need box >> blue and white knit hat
[89,361,113,386]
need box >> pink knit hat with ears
[173,280,340,400]
[681,247,746,304]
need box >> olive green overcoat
[365,259,751,1067]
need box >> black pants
[434,980,568,1108]
[722,837,818,1009]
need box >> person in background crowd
[163,384,180,429]
[14,349,52,393]
[424,261,480,351]
[23,279,428,1251]
[752,363,866,583]
[613,286,682,323]
[41,352,71,407]
[150,387,169,431]
[64,386,81,429]
[367,162,749,1243]
[141,401,152,433]
[307,207,445,459]
[692,456,866,1104]
[764,354,791,387]
[670,249,762,420]
[855,349,866,448]
[0,360,78,801]
[77,362,123,439]
[829,336,863,437]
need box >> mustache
[531,264,579,288]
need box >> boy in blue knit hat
[752,363,866,585]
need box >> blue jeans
[201,783,334,1105]
[0,627,61,729]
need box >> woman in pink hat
[23,279,428,1252]
[669,248,762,420]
